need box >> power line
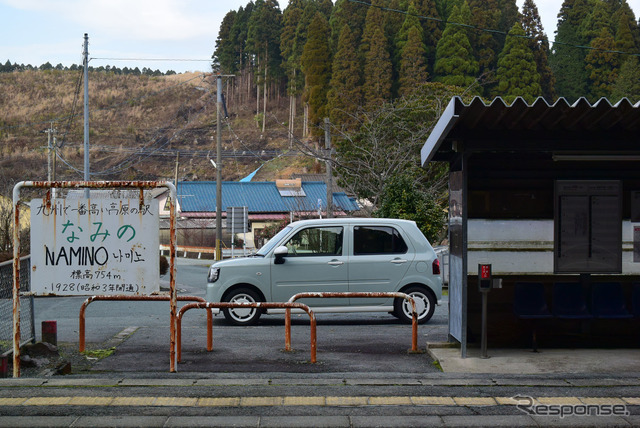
[349,0,640,57]
[92,57,213,63]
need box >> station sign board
[30,197,159,296]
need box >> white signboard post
[30,197,159,296]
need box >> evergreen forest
[214,0,640,123]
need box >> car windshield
[256,226,293,256]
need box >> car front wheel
[222,287,262,326]
[394,286,436,324]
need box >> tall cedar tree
[329,0,368,52]
[615,11,636,54]
[399,26,429,96]
[360,0,387,57]
[612,56,640,102]
[247,0,282,131]
[317,0,333,20]
[396,2,422,58]
[497,0,519,34]
[437,0,461,21]
[414,0,442,73]
[300,12,332,136]
[395,1,423,86]
[228,4,254,76]
[387,0,409,96]
[521,0,556,100]
[280,0,306,94]
[609,0,640,50]
[327,25,363,127]
[585,26,618,100]
[580,0,611,40]
[550,0,592,101]
[361,0,393,108]
[247,0,282,78]
[213,10,237,73]
[495,23,542,103]
[433,2,479,89]
[280,0,307,144]
[467,0,501,78]
[363,27,394,109]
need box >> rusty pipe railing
[177,301,317,363]
[286,292,420,353]
[79,295,213,353]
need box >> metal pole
[12,183,23,377]
[83,33,90,199]
[480,291,488,359]
[324,118,333,218]
[46,123,52,182]
[216,75,223,261]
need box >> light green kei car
[206,218,443,326]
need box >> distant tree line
[0,60,177,76]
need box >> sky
[1,0,640,74]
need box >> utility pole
[174,152,180,188]
[83,33,90,198]
[215,74,223,261]
[324,118,333,218]
[45,122,56,183]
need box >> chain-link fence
[0,257,35,355]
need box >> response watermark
[512,395,629,418]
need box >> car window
[256,226,292,256]
[284,226,343,257]
[354,226,408,255]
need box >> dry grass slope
[0,70,308,196]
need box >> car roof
[289,218,417,227]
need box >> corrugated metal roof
[422,96,640,165]
[177,181,359,213]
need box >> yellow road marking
[453,397,497,406]
[197,397,241,406]
[111,397,156,406]
[240,397,283,406]
[579,397,626,406]
[284,396,326,406]
[369,396,412,405]
[23,397,72,406]
[0,398,28,406]
[326,396,368,406]
[68,397,114,406]
[537,397,582,405]
[412,396,456,405]
[0,395,635,408]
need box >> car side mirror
[274,246,288,264]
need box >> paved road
[5,258,638,427]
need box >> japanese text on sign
[30,198,159,296]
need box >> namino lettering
[45,246,109,266]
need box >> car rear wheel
[394,286,435,324]
[222,287,262,326]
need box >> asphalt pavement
[2,258,640,427]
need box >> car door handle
[328,260,344,266]
[391,259,407,264]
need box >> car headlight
[207,266,220,283]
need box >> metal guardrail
[0,257,34,356]
[286,292,421,353]
[177,301,317,364]
[79,295,214,353]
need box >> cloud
[1,0,218,41]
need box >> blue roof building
[174,180,359,220]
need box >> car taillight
[432,258,441,275]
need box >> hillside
[0,69,317,197]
